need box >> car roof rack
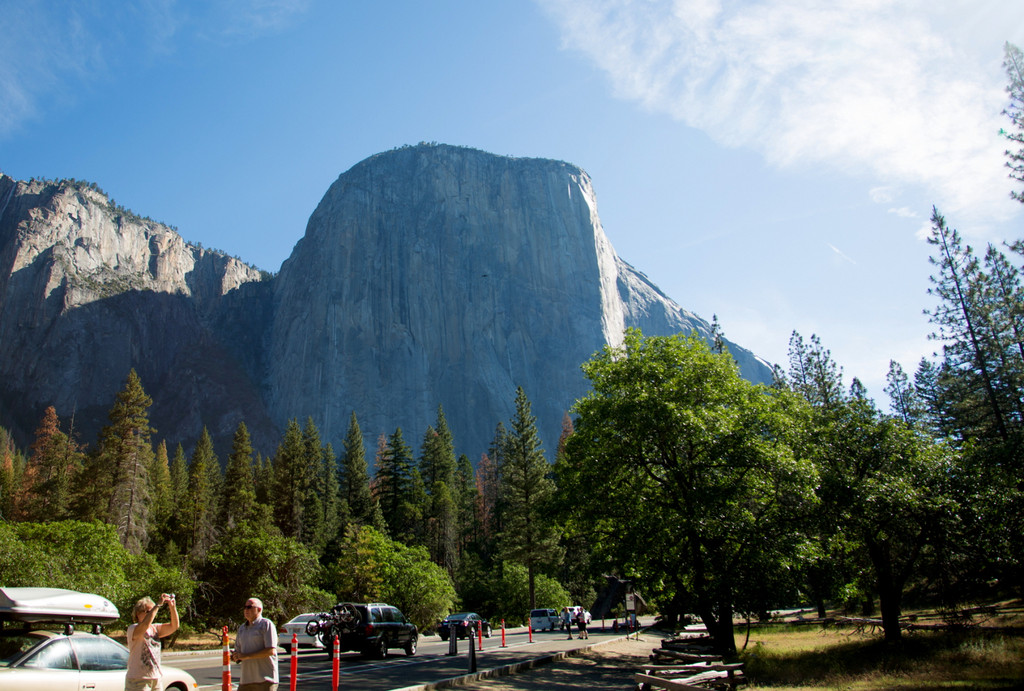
[0,587,119,631]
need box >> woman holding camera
[126,593,179,691]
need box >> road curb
[390,632,645,690]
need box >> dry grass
[737,603,1024,690]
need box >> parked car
[278,613,326,653]
[529,608,560,631]
[0,587,198,691]
[304,602,417,658]
[437,612,491,641]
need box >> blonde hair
[133,597,155,621]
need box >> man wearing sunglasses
[232,597,279,690]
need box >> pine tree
[786,332,844,409]
[925,208,1009,442]
[884,361,925,427]
[374,428,415,540]
[221,421,258,528]
[340,412,374,527]
[91,369,156,554]
[272,419,307,539]
[420,406,459,572]
[185,427,220,558]
[0,428,26,521]
[1003,42,1024,202]
[498,386,562,609]
[20,406,82,521]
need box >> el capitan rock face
[0,145,771,459]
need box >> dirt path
[452,633,668,690]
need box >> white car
[278,613,326,653]
[529,608,560,631]
[0,587,197,691]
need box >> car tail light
[365,623,375,635]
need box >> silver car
[0,628,198,690]
[278,613,326,653]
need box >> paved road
[168,622,643,690]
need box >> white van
[528,608,560,631]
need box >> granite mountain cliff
[0,144,771,460]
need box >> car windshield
[448,613,473,621]
[0,632,44,667]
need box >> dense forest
[1,44,1023,652]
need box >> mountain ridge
[0,144,771,460]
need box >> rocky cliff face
[0,175,278,455]
[268,145,770,457]
[0,145,771,460]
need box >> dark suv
[305,602,418,658]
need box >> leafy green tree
[561,329,817,654]
[498,386,562,611]
[199,522,332,627]
[325,525,455,630]
[813,396,958,641]
[340,412,374,527]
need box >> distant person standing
[562,607,573,639]
[232,597,279,691]
[576,608,589,639]
[126,592,178,691]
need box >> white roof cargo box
[0,587,119,624]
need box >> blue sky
[2,0,1023,406]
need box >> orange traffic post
[221,626,232,691]
[477,621,483,651]
[528,620,533,643]
[500,619,507,647]
[289,633,298,691]
[332,634,340,690]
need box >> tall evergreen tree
[147,440,173,548]
[925,208,1010,443]
[91,369,155,554]
[185,427,220,559]
[340,412,374,528]
[374,428,415,540]
[498,386,562,609]
[272,419,307,540]
[221,421,258,528]
[1003,42,1024,202]
[884,360,925,427]
[20,406,82,521]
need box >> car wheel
[439,631,448,642]
[483,624,491,638]
[377,635,389,659]
[404,633,418,656]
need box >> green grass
[736,624,1024,689]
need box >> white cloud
[538,0,1021,224]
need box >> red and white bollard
[221,626,232,691]
[332,634,340,690]
[477,621,483,651]
[289,633,298,691]
[500,619,507,647]
[528,620,533,643]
